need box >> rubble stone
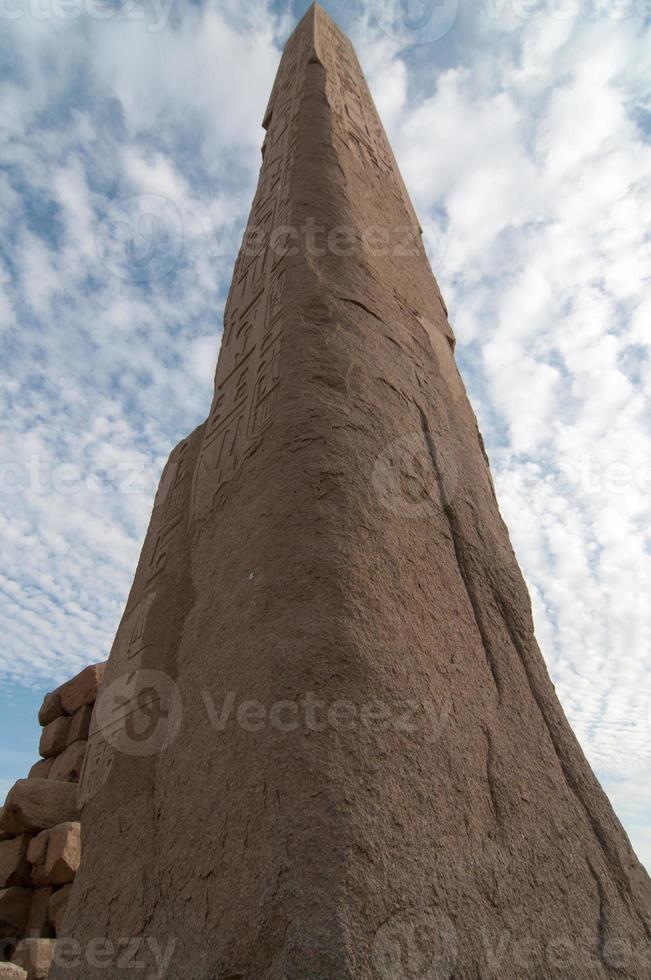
[0,837,32,889]
[0,887,32,939]
[11,939,56,980]
[0,810,12,842]
[38,719,70,761]
[47,886,71,938]
[42,824,80,888]
[37,691,63,728]
[48,743,86,784]
[65,706,92,748]
[25,888,53,939]
[58,664,105,716]
[0,963,28,979]
[1,782,78,836]
[26,761,52,782]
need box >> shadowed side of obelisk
[273,9,651,979]
[51,5,650,979]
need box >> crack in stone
[338,295,385,323]
[483,724,502,834]
[494,588,651,942]
[587,857,609,965]
[417,405,503,705]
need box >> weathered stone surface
[2,782,78,836]
[0,810,12,842]
[0,837,32,889]
[58,664,105,716]
[11,939,55,980]
[28,824,79,888]
[65,706,92,748]
[0,963,27,979]
[47,885,71,938]
[37,690,63,728]
[49,5,651,979]
[26,832,48,871]
[48,742,86,784]
[27,760,52,782]
[0,888,31,938]
[42,824,79,888]
[25,888,53,939]
[38,718,70,761]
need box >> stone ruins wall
[0,664,105,979]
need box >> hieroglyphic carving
[192,24,311,519]
[124,591,157,665]
[78,726,115,808]
[193,8,420,519]
[146,438,191,584]
[78,684,169,808]
[317,15,415,223]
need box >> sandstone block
[42,824,80,887]
[26,832,48,871]
[25,888,53,939]
[37,690,63,728]
[1,782,78,836]
[28,824,79,889]
[48,743,86,784]
[27,761,52,782]
[11,939,56,979]
[65,705,92,747]
[0,837,32,889]
[0,809,13,842]
[47,886,71,938]
[0,963,28,978]
[0,888,32,938]
[58,664,106,716]
[38,718,70,761]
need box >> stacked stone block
[0,663,105,979]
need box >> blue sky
[0,0,650,870]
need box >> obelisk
[51,5,650,978]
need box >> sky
[0,0,649,871]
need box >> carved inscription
[319,20,410,214]
[146,439,191,584]
[192,28,312,518]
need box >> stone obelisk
[52,5,650,978]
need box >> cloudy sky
[0,0,650,869]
